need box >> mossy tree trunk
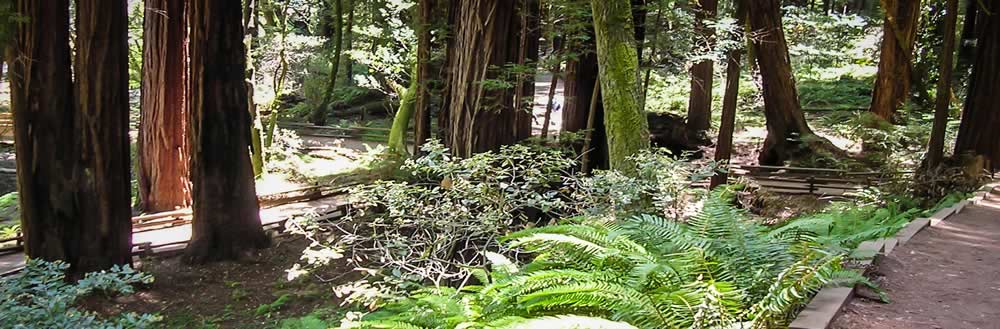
[955,0,1000,173]
[590,0,650,172]
[440,0,532,158]
[388,65,419,157]
[869,0,922,122]
[748,0,839,165]
[686,0,718,134]
[186,0,270,263]
[139,0,192,213]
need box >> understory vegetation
[276,143,967,329]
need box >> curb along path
[821,183,1000,329]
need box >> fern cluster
[339,189,861,329]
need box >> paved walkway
[832,186,1000,329]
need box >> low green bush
[0,260,160,329]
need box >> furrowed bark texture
[12,0,83,272]
[591,0,650,171]
[869,0,922,122]
[413,0,434,154]
[73,0,134,271]
[139,0,192,213]
[441,0,532,158]
[955,0,1000,172]
[186,0,270,263]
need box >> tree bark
[440,0,532,158]
[590,0,650,172]
[11,0,86,275]
[748,0,835,165]
[338,0,356,87]
[710,0,745,189]
[72,0,134,272]
[139,0,191,213]
[869,0,922,122]
[186,0,270,263]
[954,0,980,85]
[413,0,434,155]
[954,0,1000,173]
[687,0,718,134]
[926,0,959,168]
[562,44,609,171]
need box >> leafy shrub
[0,260,160,329]
[570,149,719,219]
[338,189,865,329]
[287,141,575,288]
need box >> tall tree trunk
[869,0,922,122]
[186,0,270,263]
[954,0,980,85]
[338,0,355,87]
[72,0,134,272]
[926,0,959,168]
[562,45,609,171]
[686,0,719,134]
[590,0,650,172]
[413,0,434,155]
[748,0,835,165]
[11,0,86,275]
[512,0,541,140]
[139,0,192,213]
[631,0,647,64]
[710,0,745,189]
[310,0,345,126]
[441,0,531,157]
[954,0,1000,173]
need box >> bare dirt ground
[832,188,1000,329]
[83,235,358,329]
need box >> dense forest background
[0,0,998,328]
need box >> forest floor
[832,187,1000,329]
[82,235,360,329]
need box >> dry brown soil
[832,189,1000,329]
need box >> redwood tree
[686,0,719,134]
[748,0,837,165]
[869,0,922,122]
[440,0,533,157]
[12,0,133,277]
[562,43,609,171]
[186,0,270,263]
[590,0,650,171]
[74,0,134,271]
[954,0,1000,172]
[11,0,82,269]
[138,0,192,213]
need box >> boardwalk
[0,195,345,276]
[832,186,1000,329]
